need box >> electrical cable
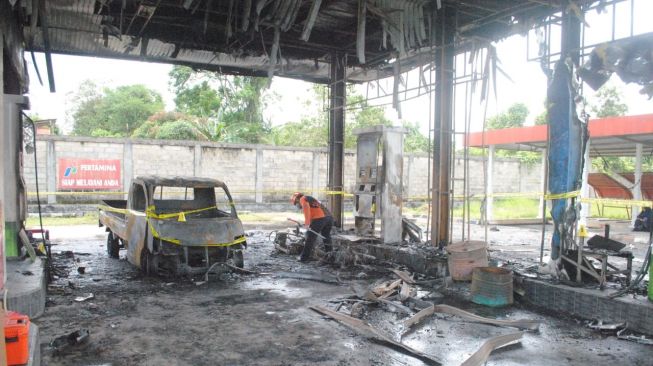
[21,113,47,249]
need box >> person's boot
[299,241,314,262]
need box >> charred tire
[107,232,120,259]
[140,248,158,276]
[232,250,244,268]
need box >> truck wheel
[107,232,120,259]
[232,249,244,268]
[140,248,158,276]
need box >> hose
[21,114,47,248]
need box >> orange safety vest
[299,196,326,226]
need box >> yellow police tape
[97,204,246,247]
[47,188,653,210]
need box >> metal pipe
[328,53,346,228]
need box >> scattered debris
[617,327,653,345]
[461,332,524,366]
[377,298,413,315]
[21,270,34,276]
[310,305,442,365]
[402,217,422,242]
[587,235,626,252]
[588,320,626,332]
[390,269,415,284]
[350,302,365,318]
[404,304,541,331]
[399,281,413,301]
[372,279,401,298]
[74,293,94,302]
[50,329,90,353]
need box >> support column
[0,32,6,290]
[255,148,263,204]
[311,152,320,198]
[632,143,643,226]
[486,145,495,223]
[430,7,455,246]
[46,139,56,204]
[579,140,591,227]
[328,53,345,227]
[123,141,133,200]
[538,149,548,218]
[193,144,202,177]
[3,95,28,258]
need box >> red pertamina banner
[57,158,122,190]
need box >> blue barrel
[471,267,513,307]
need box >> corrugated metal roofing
[19,0,592,83]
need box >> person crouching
[290,192,333,262]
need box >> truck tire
[232,249,244,268]
[140,248,158,276]
[107,232,120,259]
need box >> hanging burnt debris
[579,33,653,98]
[19,1,590,83]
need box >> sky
[26,0,652,136]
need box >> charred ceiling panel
[19,0,593,83]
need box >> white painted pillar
[311,152,319,198]
[579,139,590,228]
[255,148,263,203]
[123,141,133,200]
[538,148,547,218]
[0,33,6,289]
[486,145,495,223]
[631,143,643,226]
[193,144,202,177]
[46,139,57,204]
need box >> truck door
[125,182,149,267]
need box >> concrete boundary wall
[23,135,543,204]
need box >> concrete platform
[518,277,653,335]
[5,258,46,318]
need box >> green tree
[132,111,204,141]
[156,121,199,140]
[590,86,628,118]
[271,85,430,152]
[589,86,629,172]
[534,112,547,125]
[168,66,271,143]
[487,103,529,130]
[403,121,430,152]
[270,115,328,148]
[70,81,164,137]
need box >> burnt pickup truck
[99,176,246,276]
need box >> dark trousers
[300,216,333,261]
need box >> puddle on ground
[240,277,310,299]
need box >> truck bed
[99,199,128,240]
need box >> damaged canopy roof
[21,0,593,83]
